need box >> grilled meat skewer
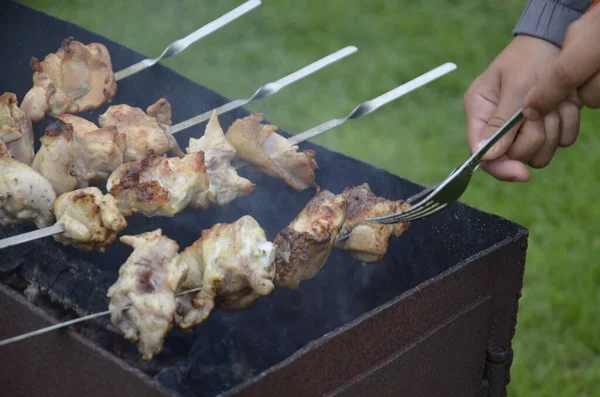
[107,185,410,360]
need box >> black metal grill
[0,3,528,397]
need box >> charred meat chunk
[274,190,347,288]
[53,187,127,252]
[334,183,410,263]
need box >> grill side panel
[0,284,173,397]
[327,297,493,397]
[222,234,527,397]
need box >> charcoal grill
[0,2,528,397]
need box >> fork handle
[469,109,524,165]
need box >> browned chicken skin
[31,117,126,195]
[274,190,347,289]
[107,229,188,361]
[21,38,117,123]
[98,99,183,162]
[0,93,35,165]
[225,113,318,191]
[107,151,209,217]
[334,183,410,263]
[175,215,276,330]
[53,187,127,252]
[32,99,184,197]
[31,120,78,195]
[57,114,126,187]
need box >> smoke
[0,128,522,397]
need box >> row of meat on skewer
[107,183,410,361]
[2,107,410,360]
[1,104,318,250]
[0,36,412,362]
[1,38,322,244]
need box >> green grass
[18,0,600,395]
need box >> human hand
[524,5,600,121]
[463,35,581,182]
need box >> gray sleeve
[513,0,593,47]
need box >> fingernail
[523,107,540,120]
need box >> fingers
[463,73,500,154]
[506,119,545,163]
[480,156,530,182]
[523,6,600,118]
[529,111,561,168]
[481,109,565,180]
[557,99,581,147]
[577,71,600,108]
[475,90,525,161]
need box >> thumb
[476,92,524,161]
[524,6,600,119]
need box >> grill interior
[0,3,526,397]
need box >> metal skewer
[232,62,457,170]
[287,62,457,145]
[170,45,358,134]
[0,222,65,250]
[114,0,262,81]
[0,48,357,251]
[0,287,204,347]
[0,63,456,250]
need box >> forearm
[513,0,594,47]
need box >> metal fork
[367,109,524,224]
[114,0,261,81]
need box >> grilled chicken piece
[31,120,77,195]
[274,190,347,289]
[52,187,127,252]
[146,98,172,126]
[334,184,410,263]
[0,142,56,228]
[107,229,188,361]
[58,114,126,186]
[225,113,318,191]
[107,151,209,217]
[57,113,98,134]
[0,93,35,164]
[21,38,117,123]
[0,94,21,145]
[32,116,126,195]
[175,215,276,330]
[186,111,255,209]
[98,99,183,162]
